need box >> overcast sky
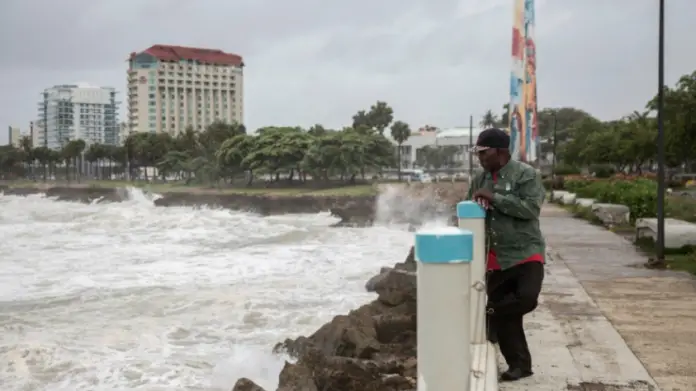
[1,0,694,144]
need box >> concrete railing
[414,200,498,391]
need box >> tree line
[532,70,696,176]
[3,69,696,185]
[558,71,696,175]
[0,101,418,185]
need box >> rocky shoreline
[0,182,468,228]
[233,248,418,391]
[0,185,376,226]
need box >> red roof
[130,45,243,66]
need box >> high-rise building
[32,120,44,148]
[127,45,244,135]
[7,126,21,147]
[37,83,120,150]
[119,122,130,145]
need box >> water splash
[0,193,414,390]
[116,186,162,205]
[374,184,452,228]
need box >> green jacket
[466,160,546,270]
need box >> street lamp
[551,112,558,178]
[655,0,666,264]
[468,115,474,179]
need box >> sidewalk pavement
[501,204,696,391]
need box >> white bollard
[416,227,473,391]
[457,200,487,344]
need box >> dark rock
[277,361,318,391]
[330,202,375,227]
[278,349,415,391]
[154,192,376,218]
[393,246,416,272]
[373,314,416,344]
[274,310,380,359]
[366,247,416,292]
[263,246,421,391]
[373,269,416,306]
[0,185,378,221]
[231,377,266,391]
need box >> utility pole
[655,0,666,265]
[551,112,558,178]
[468,115,474,180]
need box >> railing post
[457,200,487,344]
[416,227,473,391]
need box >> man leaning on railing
[466,128,546,382]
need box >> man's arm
[491,168,544,220]
[465,173,480,200]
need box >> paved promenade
[501,204,696,391]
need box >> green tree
[60,139,86,182]
[480,110,498,128]
[647,71,696,170]
[367,101,394,134]
[351,101,394,134]
[390,120,411,181]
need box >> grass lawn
[635,238,696,275]
[666,195,696,223]
[3,179,378,197]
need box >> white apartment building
[37,83,120,150]
[127,44,244,135]
[32,120,44,148]
[7,126,21,147]
[393,127,486,170]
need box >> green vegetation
[0,101,407,192]
[635,237,696,275]
[542,69,696,274]
[0,99,475,191]
[553,70,696,175]
[559,178,696,274]
[565,179,658,223]
[564,178,696,223]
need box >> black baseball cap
[471,128,510,152]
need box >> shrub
[553,164,581,176]
[543,176,565,191]
[564,178,657,222]
[542,178,553,191]
[588,164,615,178]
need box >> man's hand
[472,189,494,202]
[472,188,494,210]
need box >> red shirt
[487,172,543,271]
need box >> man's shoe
[500,368,533,382]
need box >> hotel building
[126,45,244,135]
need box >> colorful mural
[508,0,538,163]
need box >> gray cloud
[0,0,694,144]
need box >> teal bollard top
[456,201,486,219]
[415,227,473,264]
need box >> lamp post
[551,112,557,178]
[469,115,474,179]
[655,0,666,264]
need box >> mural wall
[508,0,538,163]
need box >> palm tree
[500,103,511,128]
[480,110,498,128]
[390,120,411,181]
[19,136,34,180]
[85,143,105,179]
[60,139,86,183]
[33,147,50,181]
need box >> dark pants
[486,261,544,372]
